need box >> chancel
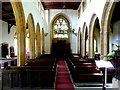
[0,0,120,90]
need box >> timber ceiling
[41,0,81,10]
[0,1,81,25]
[0,1,15,25]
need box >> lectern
[95,60,114,90]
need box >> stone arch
[41,28,45,54]
[82,22,88,57]
[101,1,116,56]
[27,13,35,59]
[10,0,26,66]
[51,13,72,26]
[89,14,101,58]
[36,23,41,57]
[50,13,72,52]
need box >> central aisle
[55,59,74,89]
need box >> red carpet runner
[55,60,74,90]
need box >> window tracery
[53,17,69,38]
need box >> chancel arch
[50,13,72,49]
[36,23,41,57]
[27,13,35,59]
[10,0,26,66]
[51,15,71,55]
[89,14,100,59]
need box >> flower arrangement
[107,53,115,60]
[100,52,115,60]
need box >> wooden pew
[74,73,103,83]
[2,66,56,89]
[26,54,56,67]
[66,54,115,84]
[73,66,100,73]
[1,54,57,89]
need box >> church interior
[0,0,120,90]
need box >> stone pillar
[37,39,41,56]
[103,30,108,56]
[81,37,86,57]
[17,30,26,66]
[88,34,94,58]
[77,33,79,54]
[81,37,83,57]
[42,36,45,54]
[41,29,44,54]
[36,32,41,57]
[100,31,104,58]
[79,35,81,55]
[29,31,35,59]
[10,1,26,66]
[78,31,81,54]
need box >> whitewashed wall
[78,0,106,27]
[77,0,106,53]
[21,1,50,54]
[1,21,8,44]
[0,20,16,57]
[9,26,16,47]
[44,10,51,54]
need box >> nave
[1,54,115,90]
[1,1,120,89]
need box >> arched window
[53,16,69,39]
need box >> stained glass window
[53,18,69,38]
